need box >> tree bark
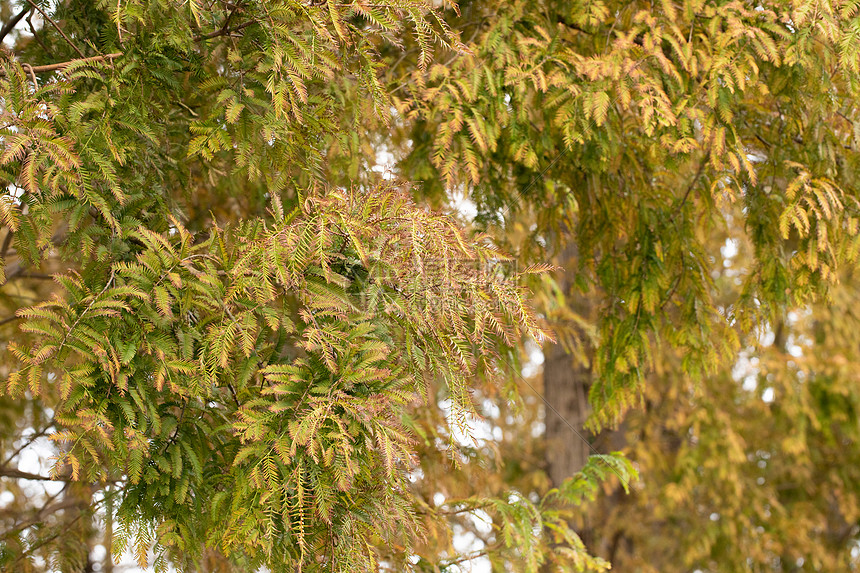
[543,327,593,487]
[540,236,604,567]
[543,239,594,487]
[542,236,636,565]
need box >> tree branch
[668,151,709,228]
[0,4,30,45]
[2,424,54,466]
[0,464,124,486]
[25,9,52,57]
[192,19,257,41]
[0,16,257,78]
[0,314,21,327]
[25,0,86,58]
[0,52,123,77]
[0,229,13,259]
[1,494,84,540]
[0,466,60,481]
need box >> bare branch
[2,424,54,466]
[0,465,125,485]
[25,0,86,58]
[1,495,85,540]
[0,466,59,481]
[0,315,21,327]
[0,52,123,77]
[0,5,30,45]
[193,19,257,41]
[25,9,51,56]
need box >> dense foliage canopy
[3,0,860,571]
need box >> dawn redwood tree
[3,0,860,572]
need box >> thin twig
[22,63,36,85]
[25,0,86,58]
[177,100,199,117]
[0,4,30,44]
[2,10,257,79]
[192,19,257,41]
[26,9,52,56]
[0,314,21,327]
[227,382,241,407]
[667,152,708,228]
[1,16,257,79]
[2,423,54,466]
[0,466,61,481]
[2,495,85,541]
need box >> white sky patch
[371,146,397,180]
[448,188,478,221]
[4,430,179,572]
[733,350,760,392]
[407,467,424,483]
[721,237,739,262]
[758,328,775,347]
[15,433,64,498]
[521,341,545,378]
[470,509,493,535]
[450,523,491,573]
[438,398,495,447]
[2,11,38,49]
[90,544,107,565]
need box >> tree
[2,0,860,572]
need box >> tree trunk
[542,237,635,564]
[543,239,594,487]
[541,237,598,560]
[104,484,114,573]
[543,328,593,487]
